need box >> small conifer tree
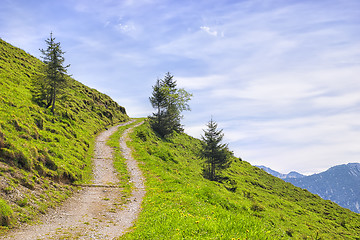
[37,32,70,114]
[200,118,231,181]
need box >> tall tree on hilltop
[149,78,168,134]
[200,118,231,181]
[149,72,192,137]
[37,32,70,114]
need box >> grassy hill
[119,121,360,239]
[0,39,128,227]
[1,39,359,239]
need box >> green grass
[0,198,13,227]
[118,121,360,240]
[1,38,359,239]
[0,39,129,228]
[107,119,144,201]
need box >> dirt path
[4,120,145,240]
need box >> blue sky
[1,0,359,174]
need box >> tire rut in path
[4,120,145,240]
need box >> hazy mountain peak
[256,165,304,179]
[257,163,360,213]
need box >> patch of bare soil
[3,120,145,240]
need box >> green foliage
[118,122,360,239]
[0,39,129,226]
[36,32,70,114]
[200,118,232,181]
[149,72,192,137]
[0,199,13,227]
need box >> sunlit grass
[0,39,128,228]
[107,119,144,200]
[117,121,360,239]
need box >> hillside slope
[0,39,128,227]
[120,122,360,239]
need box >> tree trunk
[157,104,161,126]
[51,85,56,114]
[210,160,215,181]
[46,98,52,108]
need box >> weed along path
[4,120,145,240]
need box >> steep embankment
[0,39,128,228]
[120,122,360,239]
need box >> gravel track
[3,120,145,240]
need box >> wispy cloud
[200,26,222,37]
[1,0,359,174]
[217,110,360,173]
[115,22,136,33]
[177,75,227,90]
[175,0,360,173]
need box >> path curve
[4,120,145,239]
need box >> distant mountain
[257,163,360,213]
[256,165,305,179]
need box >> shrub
[34,117,44,130]
[136,130,147,142]
[0,199,13,226]
[286,229,294,237]
[0,130,5,148]
[14,150,32,170]
[251,202,265,212]
[17,198,28,207]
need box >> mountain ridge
[257,163,360,213]
[255,165,305,179]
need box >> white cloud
[212,78,321,101]
[176,75,227,90]
[314,93,360,109]
[200,26,219,37]
[221,112,360,174]
[183,124,204,139]
[115,22,135,33]
[114,97,152,117]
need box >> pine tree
[149,78,169,136]
[38,32,70,114]
[200,118,231,181]
[149,72,192,137]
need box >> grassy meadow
[118,121,360,239]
